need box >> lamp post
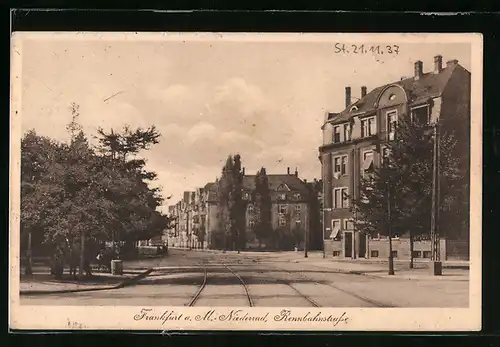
[304,207,308,258]
[430,121,442,275]
[387,179,395,275]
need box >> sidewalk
[19,258,161,295]
[288,257,469,281]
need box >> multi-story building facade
[319,55,470,260]
[203,168,322,250]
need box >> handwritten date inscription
[335,43,400,55]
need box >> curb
[20,268,154,296]
[290,260,468,281]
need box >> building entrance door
[344,232,353,258]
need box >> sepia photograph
[9,32,482,331]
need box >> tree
[253,168,272,249]
[216,156,234,251]
[21,130,65,275]
[216,154,245,252]
[20,105,173,279]
[94,124,171,256]
[351,116,465,271]
[230,154,245,252]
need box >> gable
[276,183,291,192]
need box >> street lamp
[430,121,442,276]
[387,178,395,276]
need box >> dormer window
[333,126,341,143]
[350,105,359,112]
[389,94,396,101]
[278,193,286,201]
[293,192,301,200]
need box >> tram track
[187,262,253,307]
[274,265,393,308]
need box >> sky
[17,33,472,213]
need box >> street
[20,249,469,308]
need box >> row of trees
[350,117,468,269]
[21,103,173,277]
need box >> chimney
[414,60,423,80]
[446,59,459,68]
[295,167,298,177]
[183,191,190,203]
[434,55,443,74]
[361,86,367,98]
[287,167,290,175]
[345,87,351,108]
[242,167,245,175]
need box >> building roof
[327,61,464,125]
[204,174,312,202]
[242,174,311,195]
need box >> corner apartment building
[201,168,322,250]
[319,55,470,260]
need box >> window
[412,251,422,258]
[249,220,255,228]
[279,216,287,226]
[243,192,250,200]
[343,219,354,230]
[389,94,396,101]
[386,110,398,140]
[333,187,349,209]
[248,204,254,213]
[334,157,341,174]
[341,156,347,175]
[294,192,301,200]
[371,250,379,258]
[333,126,341,143]
[295,204,301,213]
[278,193,286,201]
[332,251,341,257]
[362,150,374,178]
[391,250,398,258]
[295,220,301,226]
[278,204,288,214]
[330,219,341,240]
[361,117,376,137]
[423,251,432,259]
[343,123,351,141]
[333,155,348,176]
[411,105,430,125]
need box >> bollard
[111,259,123,275]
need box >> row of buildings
[162,168,324,251]
[151,54,470,260]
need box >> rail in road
[187,262,321,307]
[188,262,253,307]
[274,265,393,308]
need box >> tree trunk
[79,231,85,276]
[25,231,33,276]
